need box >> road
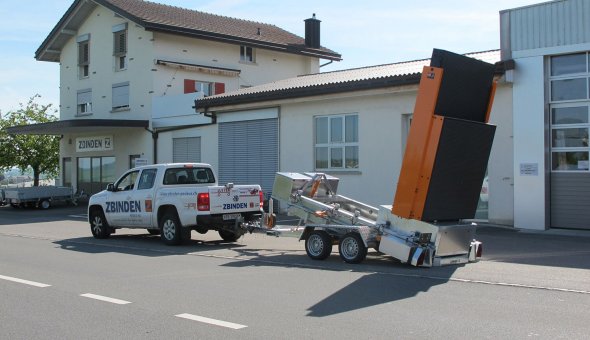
[1,204,589,339]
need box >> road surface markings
[0,274,51,288]
[175,313,247,329]
[68,214,87,219]
[80,293,132,305]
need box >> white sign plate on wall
[520,163,538,176]
[76,136,114,152]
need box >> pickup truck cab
[88,163,263,245]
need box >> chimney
[304,13,321,48]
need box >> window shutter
[77,89,92,104]
[214,82,225,95]
[78,42,89,66]
[114,31,126,55]
[112,83,129,108]
[184,79,196,94]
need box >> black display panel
[421,118,496,222]
[430,49,496,123]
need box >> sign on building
[76,136,114,152]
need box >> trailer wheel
[218,230,239,242]
[305,230,332,260]
[40,199,51,210]
[90,209,110,239]
[339,232,367,264]
[160,212,182,245]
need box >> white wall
[59,5,154,121]
[152,33,319,97]
[512,56,547,230]
[488,84,514,225]
[279,88,418,207]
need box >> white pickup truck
[87,163,263,245]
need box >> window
[550,52,590,171]
[113,23,127,71]
[115,170,139,191]
[112,82,129,111]
[77,89,92,115]
[240,46,255,63]
[77,34,90,78]
[62,157,72,187]
[163,167,215,185]
[314,114,359,170]
[137,169,157,190]
[183,80,225,96]
[173,137,201,163]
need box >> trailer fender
[299,226,315,241]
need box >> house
[9,0,340,196]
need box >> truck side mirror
[106,183,115,192]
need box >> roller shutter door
[218,118,278,200]
[551,173,590,230]
[173,137,201,163]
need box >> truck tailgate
[208,185,261,215]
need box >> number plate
[222,213,241,221]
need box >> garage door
[218,118,278,200]
[551,173,590,229]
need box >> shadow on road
[53,234,246,257]
[0,203,86,225]
[222,247,461,317]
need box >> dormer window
[240,46,255,63]
[113,23,128,71]
[77,34,90,78]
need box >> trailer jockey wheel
[339,233,367,264]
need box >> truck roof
[130,163,212,171]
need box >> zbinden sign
[76,136,114,152]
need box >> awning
[6,119,150,135]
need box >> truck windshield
[163,167,215,185]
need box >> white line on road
[0,274,51,288]
[80,293,132,305]
[175,313,247,330]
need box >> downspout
[144,127,158,164]
[145,107,217,164]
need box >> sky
[0,0,543,115]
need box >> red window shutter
[184,79,196,94]
[214,82,225,95]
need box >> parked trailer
[4,186,76,209]
[264,172,482,267]
[261,50,494,267]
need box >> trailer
[262,49,496,267]
[4,186,76,209]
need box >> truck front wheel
[160,212,182,245]
[90,209,110,239]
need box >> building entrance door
[77,156,116,196]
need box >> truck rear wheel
[160,212,182,245]
[90,209,110,239]
[218,230,239,242]
[305,230,332,260]
[338,232,367,264]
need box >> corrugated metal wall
[218,118,278,200]
[550,173,590,229]
[501,0,590,57]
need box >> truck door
[134,168,158,227]
[106,170,140,227]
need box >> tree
[0,95,59,186]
